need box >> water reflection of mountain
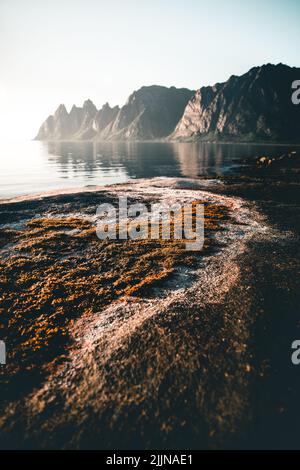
[173,143,254,177]
[44,141,295,182]
[171,143,229,177]
[45,141,183,180]
[173,142,296,177]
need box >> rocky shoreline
[0,159,300,448]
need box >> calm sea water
[0,140,296,198]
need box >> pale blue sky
[0,0,299,138]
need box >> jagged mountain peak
[70,104,81,112]
[54,104,68,117]
[100,102,119,111]
[82,99,97,110]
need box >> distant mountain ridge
[35,100,120,141]
[35,86,194,141]
[35,64,300,143]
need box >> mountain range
[35,63,300,143]
[35,86,194,141]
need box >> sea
[0,140,296,199]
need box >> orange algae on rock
[0,201,228,398]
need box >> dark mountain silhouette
[171,63,300,142]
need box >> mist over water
[0,140,295,198]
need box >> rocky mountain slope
[99,86,194,140]
[171,63,300,142]
[35,86,194,141]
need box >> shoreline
[0,184,114,204]
[34,138,300,146]
[1,166,300,449]
[0,176,226,204]
[0,178,267,448]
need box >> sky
[0,0,300,139]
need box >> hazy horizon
[1,0,300,140]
